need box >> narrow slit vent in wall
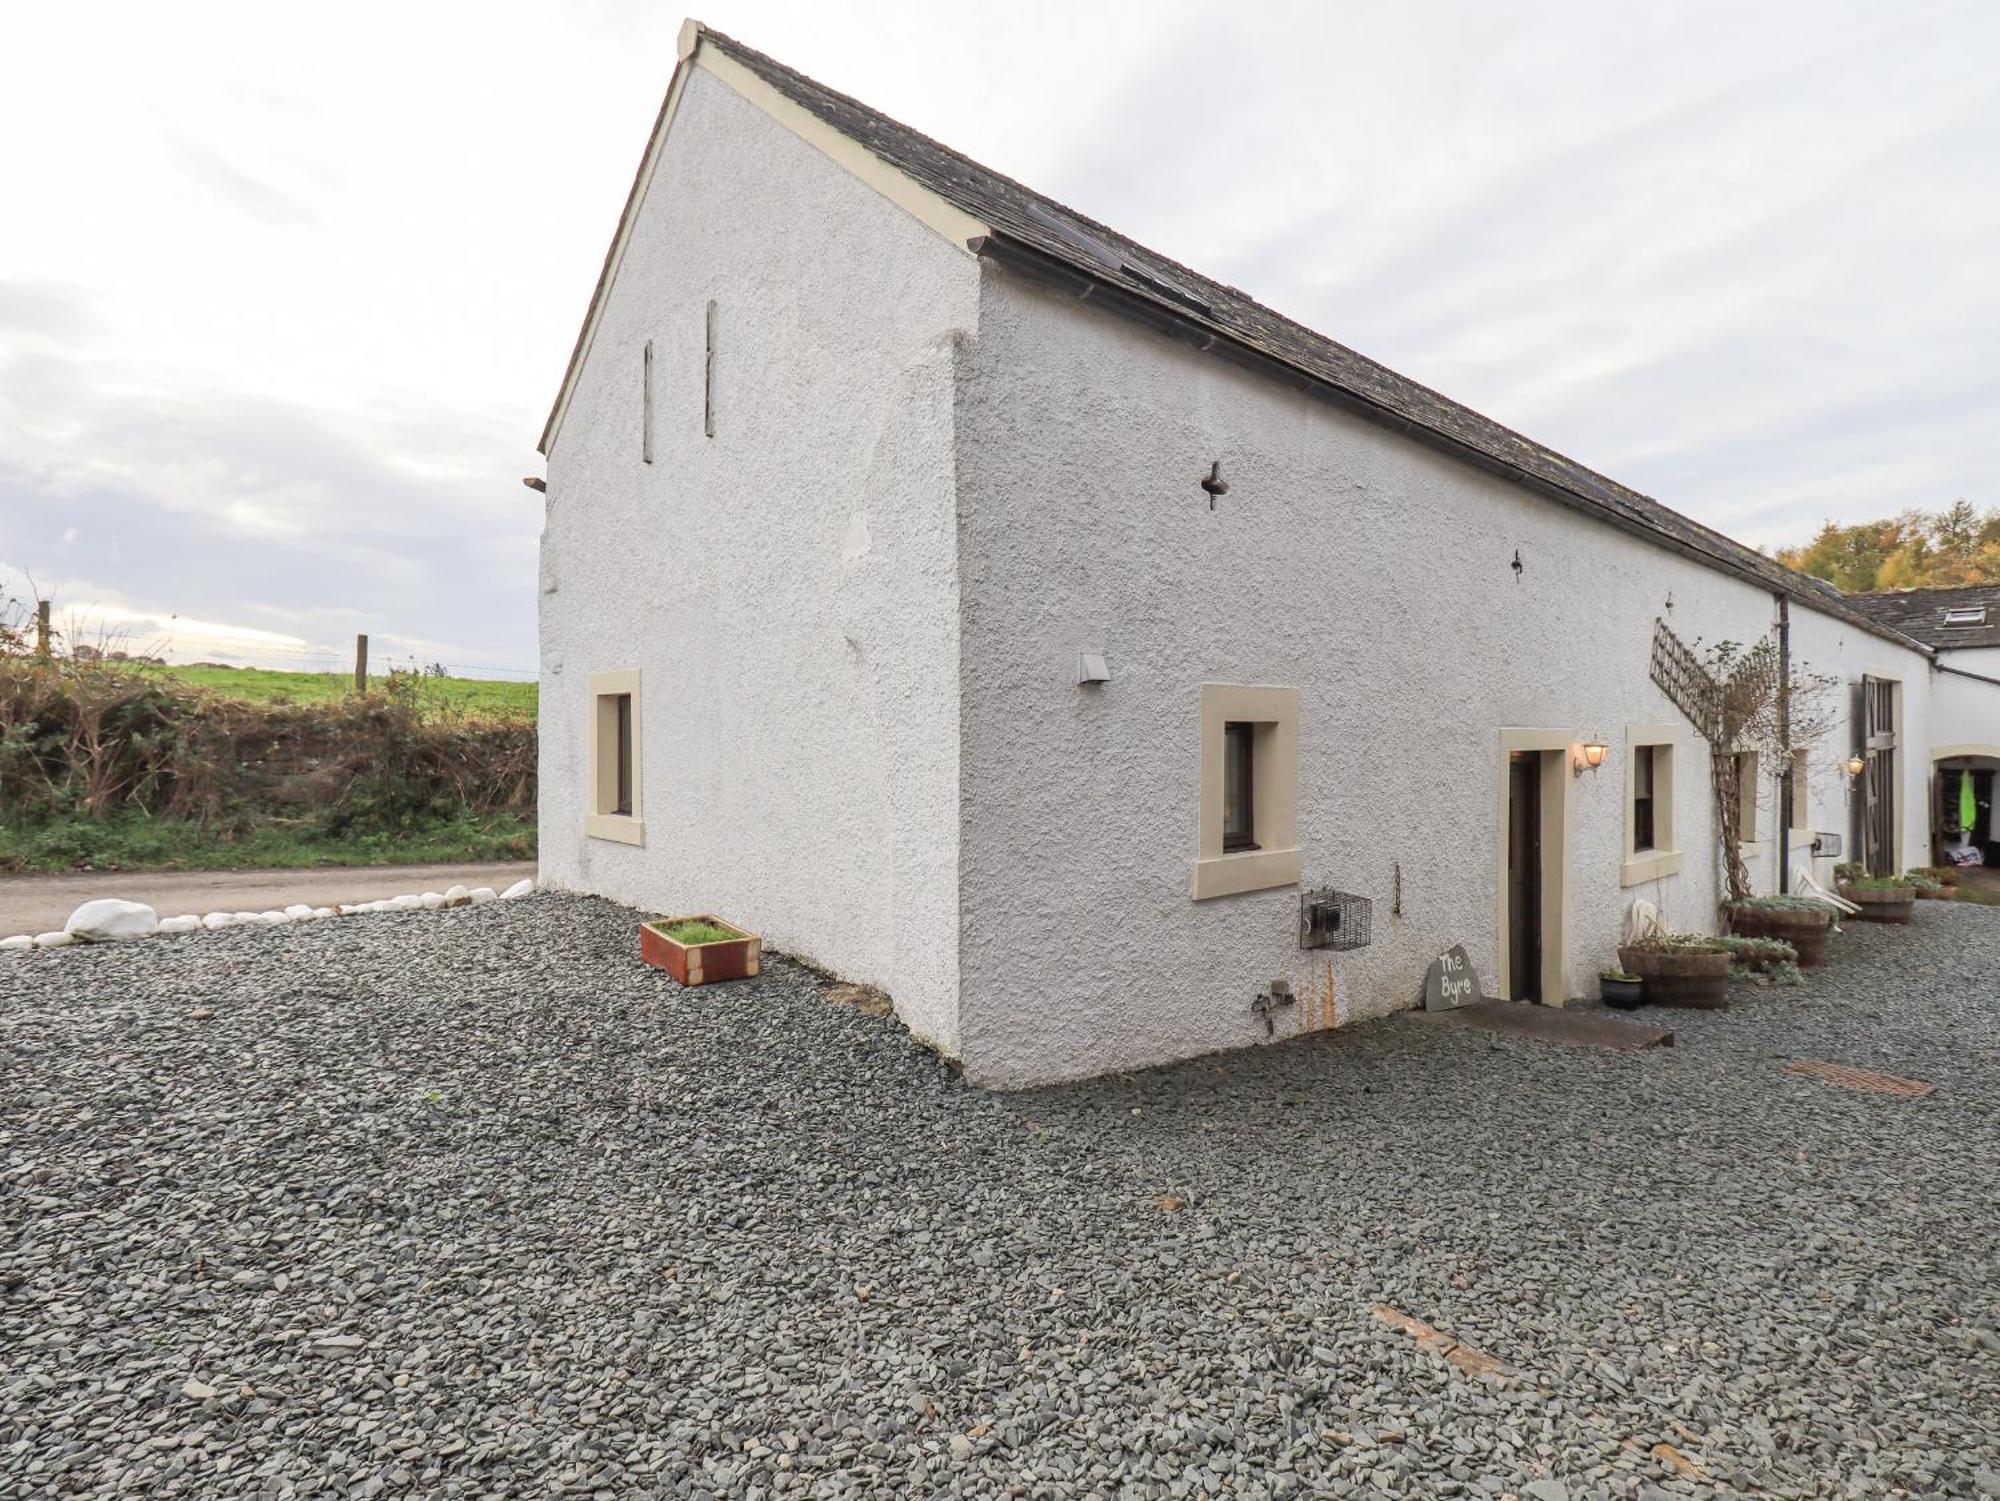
[703,300,716,439]
[641,339,654,464]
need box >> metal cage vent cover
[1300,888,1372,951]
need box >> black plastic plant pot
[1600,976,1646,1010]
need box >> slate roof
[1847,584,2000,650]
[621,26,1934,654]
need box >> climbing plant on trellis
[1649,619,1838,905]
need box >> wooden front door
[1861,676,1898,876]
[1507,752,1542,1001]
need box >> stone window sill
[586,813,646,846]
[1192,846,1302,901]
[1620,849,1682,887]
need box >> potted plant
[1716,934,1800,983]
[1906,869,1950,901]
[1834,869,1918,925]
[640,914,762,986]
[1724,894,1834,967]
[1616,933,1732,1009]
[1598,968,1645,1009]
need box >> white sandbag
[283,904,315,920]
[444,885,470,901]
[65,899,159,943]
[391,894,423,911]
[500,878,535,900]
[469,887,498,904]
[419,892,445,910]
[34,931,76,948]
[1,935,34,952]
[312,907,335,919]
[257,911,289,925]
[203,913,239,930]
[156,916,203,935]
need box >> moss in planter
[1623,933,1730,956]
[1728,894,1834,916]
[1842,876,1919,893]
[1600,968,1640,983]
[656,919,745,945]
[1717,934,1798,968]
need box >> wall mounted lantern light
[1076,653,1111,686]
[1843,753,1867,778]
[1573,739,1608,778]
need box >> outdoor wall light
[1076,653,1111,686]
[1574,740,1608,777]
[1844,753,1867,777]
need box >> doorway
[1507,752,1543,1001]
[1496,729,1571,1005]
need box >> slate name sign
[1422,944,1482,1011]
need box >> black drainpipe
[1776,594,1791,893]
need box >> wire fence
[10,592,538,682]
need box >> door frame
[1496,728,1574,1006]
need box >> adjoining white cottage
[534,21,2000,1086]
[1850,584,2000,864]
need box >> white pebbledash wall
[952,269,1936,1087]
[538,68,979,1054]
[1934,648,2000,758]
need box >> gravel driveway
[4,895,1996,1499]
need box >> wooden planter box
[640,915,762,986]
[1838,885,1915,925]
[1725,904,1831,967]
[1617,945,1730,1009]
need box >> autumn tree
[1777,501,2000,591]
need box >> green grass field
[0,810,536,874]
[120,663,536,718]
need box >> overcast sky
[3,0,1995,675]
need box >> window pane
[1223,722,1256,851]
[615,694,633,816]
[1632,746,1655,851]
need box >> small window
[1622,729,1679,886]
[1632,746,1657,852]
[1222,722,1257,851]
[1942,606,1986,627]
[587,669,644,844]
[1733,750,1759,843]
[1193,684,1301,899]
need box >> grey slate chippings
[3,893,1997,1498]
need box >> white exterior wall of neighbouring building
[537,66,978,1053]
[1933,649,2000,759]
[951,269,1937,1087]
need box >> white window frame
[1192,684,1301,900]
[1622,725,1681,886]
[586,668,645,845]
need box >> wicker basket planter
[1617,943,1730,1009]
[640,915,762,986]
[1725,903,1832,967]
[1838,884,1916,925]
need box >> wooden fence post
[35,600,51,660]
[354,633,369,693]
